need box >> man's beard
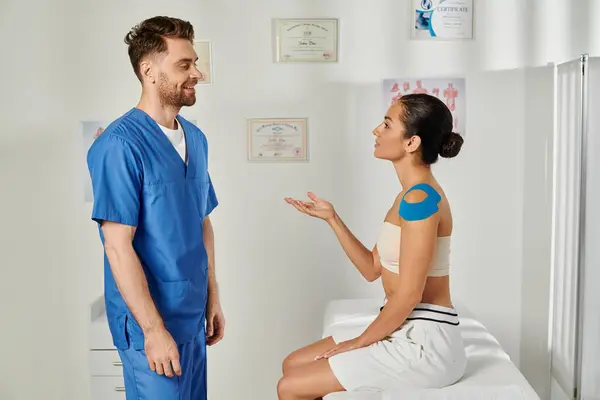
[158,73,196,108]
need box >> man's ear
[139,59,155,84]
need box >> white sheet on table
[384,385,527,399]
[321,299,540,400]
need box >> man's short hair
[124,16,195,81]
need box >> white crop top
[376,221,451,277]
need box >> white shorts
[327,303,467,392]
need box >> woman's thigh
[282,336,337,375]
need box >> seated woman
[280,93,466,399]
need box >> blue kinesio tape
[399,183,442,221]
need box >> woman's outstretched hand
[284,192,335,222]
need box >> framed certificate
[274,18,339,63]
[247,118,309,162]
[193,40,213,85]
[410,0,474,41]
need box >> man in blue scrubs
[87,16,224,399]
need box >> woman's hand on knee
[316,337,365,360]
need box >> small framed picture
[273,18,339,63]
[193,40,213,85]
[247,117,309,162]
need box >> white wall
[2,0,597,399]
[526,0,600,66]
[0,1,79,399]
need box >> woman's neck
[393,158,433,190]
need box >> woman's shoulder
[402,182,442,203]
[398,182,445,222]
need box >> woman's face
[372,104,419,161]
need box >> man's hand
[206,300,225,346]
[144,327,182,377]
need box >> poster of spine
[382,78,466,135]
[411,0,474,40]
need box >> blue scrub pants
[117,330,207,400]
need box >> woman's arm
[327,213,381,282]
[357,189,439,345]
[285,192,381,282]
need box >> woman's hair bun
[439,132,464,158]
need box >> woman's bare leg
[282,336,337,376]
[277,357,345,400]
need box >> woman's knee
[277,375,297,398]
[282,351,300,376]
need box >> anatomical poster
[382,78,466,135]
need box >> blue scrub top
[87,108,218,350]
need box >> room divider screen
[550,54,600,400]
